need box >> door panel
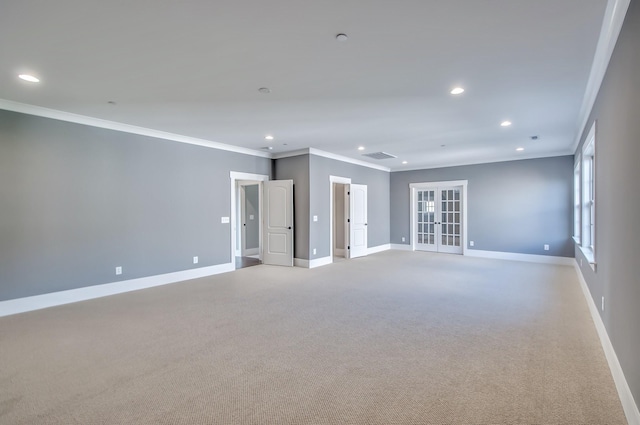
[263,180,293,266]
[415,189,437,252]
[348,184,368,258]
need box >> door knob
[288,226,292,229]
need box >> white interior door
[347,184,368,258]
[263,180,294,266]
[415,186,463,254]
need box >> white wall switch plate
[470,241,475,247]
[313,215,318,222]
[313,248,316,255]
[193,256,198,264]
[544,244,550,251]
[601,296,605,311]
[401,237,405,242]
[115,266,122,275]
[221,217,230,223]
[249,214,254,220]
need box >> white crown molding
[0,98,271,159]
[571,0,631,152]
[0,263,234,317]
[309,148,391,172]
[273,148,391,172]
[574,262,640,425]
[396,152,572,173]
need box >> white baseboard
[294,256,332,269]
[465,249,575,266]
[391,243,414,251]
[294,258,308,268]
[574,262,640,425]
[368,244,391,255]
[0,263,234,318]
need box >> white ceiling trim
[572,0,631,152]
[273,148,391,172]
[396,152,572,173]
[0,99,272,159]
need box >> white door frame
[409,180,468,255]
[230,171,269,269]
[329,175,351,262]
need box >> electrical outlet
[115,266,122,275]
[193,256,198,264]
[313,248,316,255]
[313,215,318,222]
[221,216,230,223]
[601,296,605,312]
[544,244,550,251]
[401,237,405,242]
[469,241,474,247]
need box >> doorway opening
[329,175,368,262]
[229,172,294,270]
[332,182,348,261]
[235,180,261,269]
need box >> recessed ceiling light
[258,87,270,94]
[516,147,525,151]
[18,74,40,83]
[501,121,512,127]
[402,161,408,164]
[336,33,348,42]
[530,135,539,140]
[450,87,464,95]
[107,101,117,105]
[358,146,365,151]
[265,135,274,140]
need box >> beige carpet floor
[0,251,627,424]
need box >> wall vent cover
[362,152,397,160]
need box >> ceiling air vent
[362,152,397,160]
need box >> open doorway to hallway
[235,180,261,269]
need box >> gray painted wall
[273,155,310,260]
[390,156,574,257]
[243,184,259,250]
[309,155,390,259]
[574,0,640,412]
[0,110,271,301]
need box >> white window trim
[578,122,596,270]
[573,157,581,244]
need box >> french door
[414,186,463,254]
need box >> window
[580,122,596,266]
[573,159,581,243]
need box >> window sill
[577,244,596,271]
[572,236,581,244]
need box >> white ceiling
[0,0,608,170]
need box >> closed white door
[347,184,368,258]
[415,186,463,254]
[263,180,294,266]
